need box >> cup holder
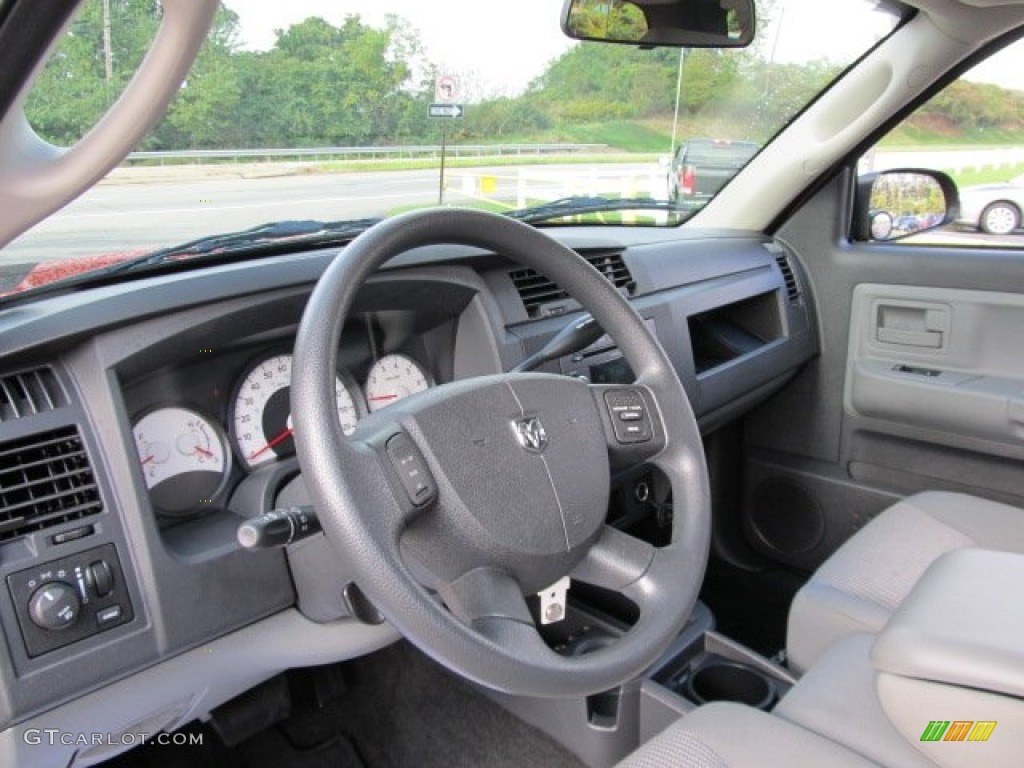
[684,659,777,710]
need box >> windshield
[1,0,898,295]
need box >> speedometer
[232,353,359,469]
[364,353,431,411]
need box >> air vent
[0,427,102,542]
[510,251,635,318]
[769,246,800,303]
[0,367,65,422]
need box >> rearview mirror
[561,0,755,48]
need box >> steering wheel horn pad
[379,372,610,594]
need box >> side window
[860,39,1024,246]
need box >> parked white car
[956,176,1024,234]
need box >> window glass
[861,38,1024,246]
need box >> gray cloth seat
[617,701,879,768]
[786,490,1024,673]
[775,633,935,768]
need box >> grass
[386,200,510,216]
[387,195,677,227]
[557,121,673,153]
[946,162,1024,187]
[309,152,658,174]
[880,124,1024,148]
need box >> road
[2,156,1020,264]
[2,164,662,263]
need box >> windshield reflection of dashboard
[121,312,439,521]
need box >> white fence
[449,165,670,213]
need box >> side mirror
[853,170,960,242]
[561,0,755,48]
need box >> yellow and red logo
[920,721,996,742]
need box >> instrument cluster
[127,342,434,519]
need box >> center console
[485,598,795,767]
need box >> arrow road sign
[428,103,464,119]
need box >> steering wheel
[292,208,710,697]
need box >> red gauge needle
[194,446,215,458]
[369,394,397,402]
[248,427,294,461]
[141,455,154,466]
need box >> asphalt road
[1,160,1019,265]
[1,164,661,264]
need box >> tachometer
[232,353,359,469]
[364,353,431,411]
[133,407,229,516]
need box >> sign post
[438,121,447,205]
[431,76,462,205]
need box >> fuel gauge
[133,406,229,516]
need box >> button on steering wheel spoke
[589,383,667,470]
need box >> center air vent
[0,367,65,422]
[510,251,634,319]
[767,244,800,303]
[0,427,102,542]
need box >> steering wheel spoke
[570,525,656,605]
[440,566,534,628]
[438,567,553,658]
[589,383,667,470]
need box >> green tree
[528,43,681,121]
[26,0,161,145]
[158,7,243,148]
[248,16,425,146]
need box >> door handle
[876,327,943,348]
[876,303,948,348]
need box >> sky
[221,0,1024,95]
[222,0,575,97]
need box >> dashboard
[0,226,816,765]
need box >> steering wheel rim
[292,208,710,697]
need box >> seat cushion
[775,634,935,768]
[787,491,1024,673]
[617,701,879,768]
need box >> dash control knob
[28,582,81,631]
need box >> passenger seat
[786,490,1024,673]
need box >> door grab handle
[877,328,943,348]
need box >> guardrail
[124,144,609,164]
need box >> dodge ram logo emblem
[513,416,548,454]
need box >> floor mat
[317,641,585,768]
[104,720,364,768]
[104,640,584,768]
